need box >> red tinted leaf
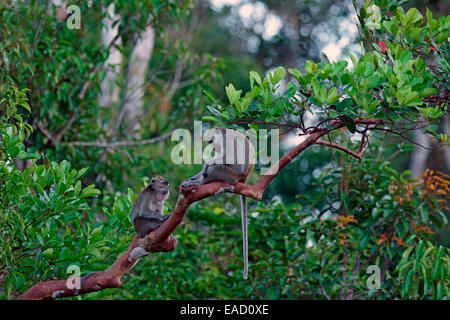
[378,41,387,54]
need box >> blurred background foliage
[0,0,449,299]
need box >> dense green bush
[0,88,132,298]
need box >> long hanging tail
[240,195,248,279]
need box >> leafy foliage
[0,88,131,298]
[205,1,448,144]
[396,240,449,299]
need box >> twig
[68,132,172,147]
[314,140,363,160]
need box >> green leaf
[73,180,82,196]
[396,7,406,25]
[272,66,286,84]
[42,248,54,258]
[311,78,320,98]
[202,90,216,102]
[305,60,318,74]
[288,68,303,83]
[250,71,262,86]
[58,247,72,261]
[326,87,339,104]
[36,183,44,195]
[402,246,415,259]
[419,87,438,97]
[332,60,348,76]
[436,31,447,43]
[239,97,252,112]
[403,91,422,106]
[19,152,40,160]
[405,8,422,26]
[81,185,101,197]
[85,247,101,259]
[76,167,88,179]
[415,241,425,258]
[225,83,241,106]
[418,203,428,223]
[318,86,327,104]
[202,115,218,122]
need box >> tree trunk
[443,114,450,172]
[99,3,122,109]
[121,24,155,133]
[409,128,430,179]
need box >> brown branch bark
[314,140,363,160]
[17,118,384,300]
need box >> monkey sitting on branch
[131,176,171,238]
[182,127,256,279]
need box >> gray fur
[131,176,170,238]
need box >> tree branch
[68,132,172,148]
[314,140,363,160]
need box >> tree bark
[121,24,155,132]
[409,127,430,179]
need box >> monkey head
[149,175,169,201]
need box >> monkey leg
[134,214,171,238]
[202,164,240,185]
[181,165,209,188]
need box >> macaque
[182,128,255,279]
[131,176,170,238]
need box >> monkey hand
[181,178,203,188]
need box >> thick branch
[17,236,177,300]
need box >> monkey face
[150,176,169,200]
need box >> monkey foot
[181,180,201,188]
